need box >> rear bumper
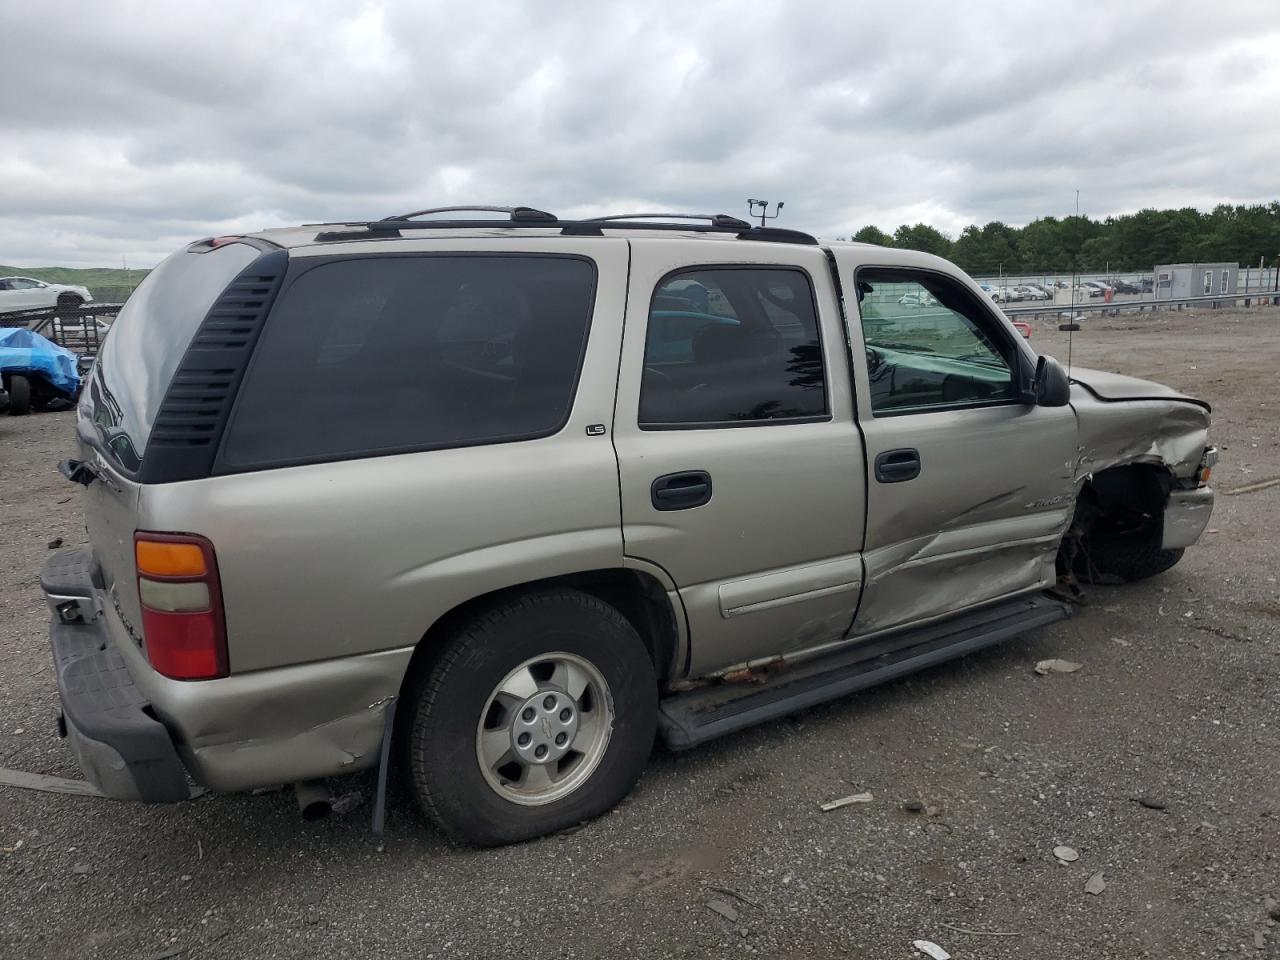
[42,547,412,797]
[1162,486,1215,550]
[43,547,191,801]
[50,617,193,802]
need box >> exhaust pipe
[294,780,332,821]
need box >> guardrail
[1002,290,1280,319]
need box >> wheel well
[401,569,680,691]
[1079,462,1175,533]
[1059,462,1174,573]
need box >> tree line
[845,202,1280,276]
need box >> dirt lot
[1,306,1277,959]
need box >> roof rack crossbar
[586,212,753,230]
[381,205,557,223]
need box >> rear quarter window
[84,243,260,472]
[218,254,596,469]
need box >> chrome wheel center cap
[510,689,579,764]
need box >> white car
[978,283,1008,302]
[897,292,936,307]
[0,276,93,315]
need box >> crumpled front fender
[1070,387,1211,481]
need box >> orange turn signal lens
[136,539,207,578]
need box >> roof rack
[585,212,753,230]
[379,205,558,224]
[315,206,817,245]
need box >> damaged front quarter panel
[1068,367,1211,481]
[1068,368,1215,551]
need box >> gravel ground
[1,306,1278,959]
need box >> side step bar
[657,593,1071,749]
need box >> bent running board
[657,593,1071,749]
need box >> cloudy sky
[2,0,1277,267]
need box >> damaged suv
[43,208,1216,846]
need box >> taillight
[134,532,228,680]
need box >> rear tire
[56,294,84,310]
[7,375,31,416]
[403,589,657,847]
[1077,525,1183,583]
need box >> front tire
[1077,524,1184,583]
[404,590,657,847]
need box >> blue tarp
[0,327,81,396]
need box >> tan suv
[43,207,1216,846]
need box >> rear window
[84,244,260,471]
[219,255,596,468]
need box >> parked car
[978,283,1006,302]
[1082,281,1110,297]
[0,276,93,315]
[1109,279,1142,295]
[897,292,936,307]
[1017,284,1052,301]
[43,207,1216,847]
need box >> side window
[638,267,827,427]
[220,255,595,468]
[856,269,1015,414]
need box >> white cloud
[1,0,1277,266]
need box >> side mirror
[1034,355,1071,407]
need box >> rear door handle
[874,448,921,483]
[651,470,713,511]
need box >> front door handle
[651,470,713,511]
[874,448,921,483]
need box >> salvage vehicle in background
[0,276,93,315]
[43,208,1216,847]
[0,327,81,415]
